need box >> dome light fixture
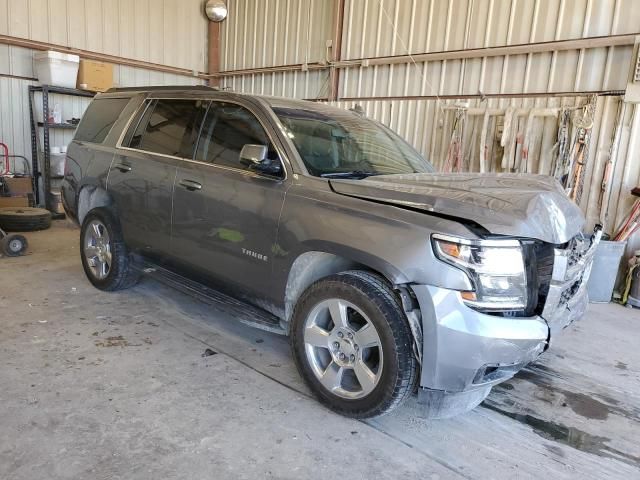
[205,0,228,22]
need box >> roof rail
[104,85,220,93]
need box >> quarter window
[196,102,278,172]
[74,97,130,144]
[128,99,208,158]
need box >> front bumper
[412,285,550,393]
[411,283,590,418]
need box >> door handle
[114,163,132,173]
[178,179,202,191]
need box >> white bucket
[50,153,66,177]
[34,51,80,88]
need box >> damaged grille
[540,229,601,322]
[564,233,588,269]
[523,233,593,317]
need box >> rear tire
[291,270,418,418]
[80,208,139,291]
[0,207,51,232]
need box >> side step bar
[136,261,286,336]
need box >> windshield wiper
[320,171,378,179]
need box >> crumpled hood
[330,172,584,244]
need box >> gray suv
[62,86,600,419]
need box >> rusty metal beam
[211,62,327,77]
[207,21,221,87]
[331,90,626,102]
[332,33,638,68]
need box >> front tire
[291,271,418,418]
[80,208,139,291]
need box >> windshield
[272,105,434,177]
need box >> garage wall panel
[336,0,637,98]
[0,0,208,72]
[341,0,638,60]
[220,0,333,70]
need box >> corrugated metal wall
[220,0,334,98]
[339,0,637,97]
[0,0,207,74]
[219,0,640,253]
[0,0,208,172]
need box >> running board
[136,261,286,335]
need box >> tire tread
[0,207,51,232]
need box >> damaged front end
[411,226,602,419]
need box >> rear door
[171,100,288,299]
[108,98,207,256]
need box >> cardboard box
[77,60,113,92]
[0,196,30,208]
[4,177,33,196]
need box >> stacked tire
[0,207,52,232]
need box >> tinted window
[196,102,277,170]
[74,97,130,144]
[130,99,207,158]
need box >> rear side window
[74,97,130,144]
[128,99,208,158]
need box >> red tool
[613,188,640,242]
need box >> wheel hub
[9,239,22,252]
[329,328,358,367]
[95,238,108,262]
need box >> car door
[171,100,288,300]
[108,98,207,257]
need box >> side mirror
[239,144,268,166]
[239,143,283,176]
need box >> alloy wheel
[303,298,383,399]
[83,220,112,280]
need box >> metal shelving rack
[28,85,94,214]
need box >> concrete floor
[1,221,639,479]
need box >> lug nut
[333,341,340,349]
[354,344,359,350]
[339,353,346,361]
[350,354,355,362]
[347,332,353,339]
[337,331,344,338]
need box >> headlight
[432,234,527,312]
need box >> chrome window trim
[114,97,151,150]
[114,96,287,182]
